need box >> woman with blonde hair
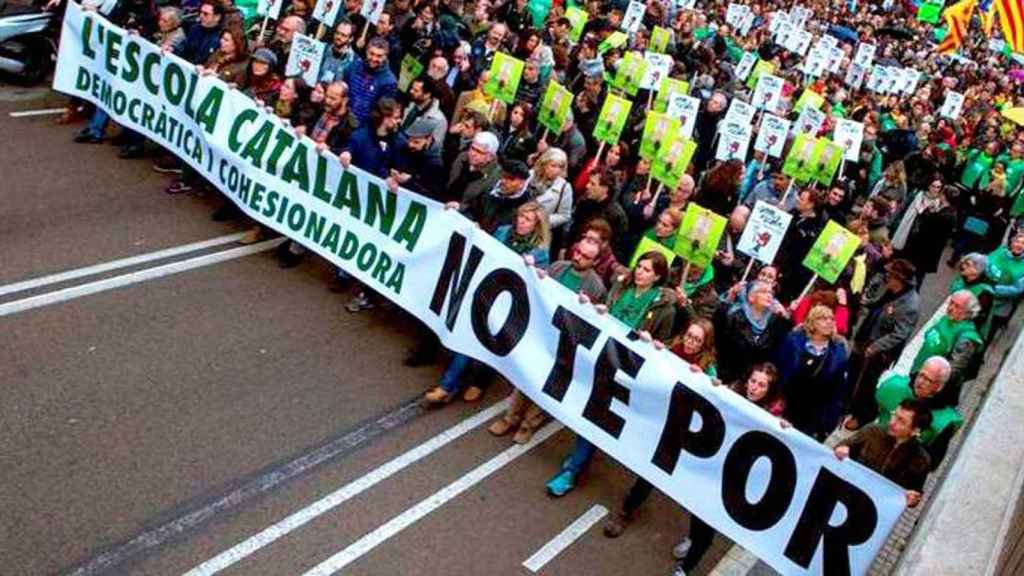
[424,202,551,407]
[528,148,573,232]
[775,305,849,440]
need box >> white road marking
[0,232,247,298]
[184,400,511,576]
[301,422,565,576]
[0,238,284,317]
[523,504,609,573]
[8,107,66,117]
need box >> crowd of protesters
[51,0,1024,572]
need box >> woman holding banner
[776,305,850,441]
[715,280,791,386]
[423,202,551,407]
[545,251,676,497]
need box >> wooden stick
[838,157,847,182]
[779,179,795,207]
[540,128,549,144]
[679,261,692,291]
[796,273,819,304]
[358,20,371,45]
[646,90,654,111]
[258,16,270,47]
[647,182,665,208]
[316,23,326,40]
[739,257,756,283]
[594,141,606,163]
[488,99,499,123]
[636,173,653,203]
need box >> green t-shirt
[556,267,584,294]
[609,286,660,329]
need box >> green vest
[949,276,994,299]
[987,247,1024,288]
[997,154,1024,196]
[875,374,963,446]
[960,149,994,190]
[910,316,982,373]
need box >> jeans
[563,435,597,475]
[85,108,109,137]
[439,353,472,394]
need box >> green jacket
[960,149,994,190]
[910,315,983,377]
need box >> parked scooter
[0,0,58,84]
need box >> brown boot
[512,424,537,445]
[239,226,262,245]
[422,387,452,408]
[603,510,633,538]
[488,419,515,437]
[462,385,484,402]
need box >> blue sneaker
[546,469,577,497]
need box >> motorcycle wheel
[15,37,53,85]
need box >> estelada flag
[937,0,978,53]
[996,0,1024,52]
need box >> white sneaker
[669,563,687,576]
[673,537,692,560]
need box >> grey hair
[922,356,952,382]
[951,289,981,319]
[284,15,307,34]
[159,6,181,27]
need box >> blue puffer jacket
[343,126,400,178]
[342,58,398,125]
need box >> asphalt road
[0,90,729,576]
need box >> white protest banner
[752,73,784,112]
[622,0,645,33]
[85,0,118,15]
[285,33,326,86]
[853,42,876,67]
[724,98,756,126]
[312,0,343,27]
[755,113,791,158]
[666,93,700,138]
[361,0,385,24]
[54,7,908,575]
[940,91,965,119]
[833,119,865,162]
[795,105,825,136]
[738,201,793,264]
[675,0,697,10]
[257,0,284,19]
[641,52,673,90]
[716,122,752,161]
[735,51,758,82]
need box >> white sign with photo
[739,201,794,264]
[312,0,343,26]
[716,121,752,162]
[361,0,386,24]
[641,52,674,90]
[833,119,865,162]
[940,91,965,119]
[666,94,700,139]
[735,51,758,81]
[285,34,327,87]
[752,73,784,112]
[257,0,284,19]
[754,113,791,158]
[724,98,756,126]
[853,42,876,67]
[794,105,825,136]
[622,0,646,33]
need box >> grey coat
[448,153,502,205]
[853,282,920,356]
